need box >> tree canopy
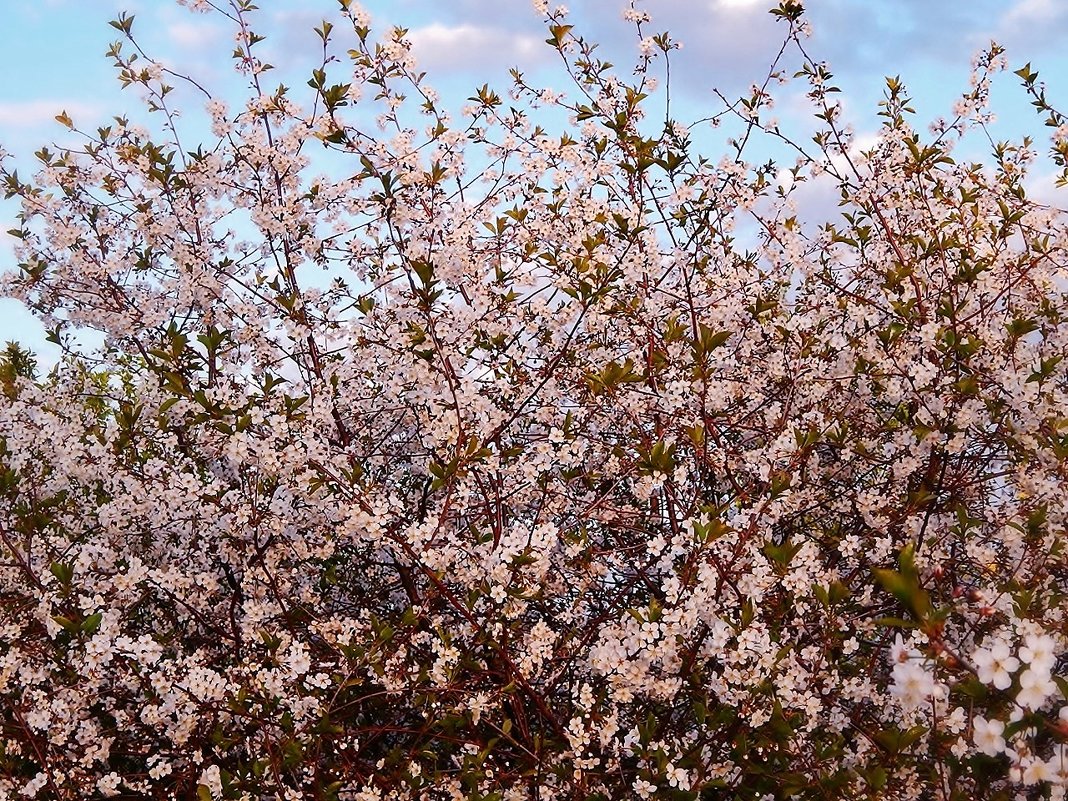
[2,1,1068,799]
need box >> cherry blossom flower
[0,1,1066,798]
[973,716,1006,757]
[1017,668,1058,711]
[1019,633,1058,674]
[973,640,1020,690]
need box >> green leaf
[1014,63,1038,84]
[763,539,802,568]
[1053,675,1068,700]
[769,1,805,21]
[868,765,887,791]
[546,24,573,46]
[873,724,927,755]
[108,13,135,35]
[49,562,74,586]
[51,615,80,633]
[873,548,932,621]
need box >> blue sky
[2,0,1066,366]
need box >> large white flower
[633,779,657,799]
[972,716,1005,757]
[972,640,1020,690]
[890,659,937,709]
[665,764,691,791]
[1017,667,1057,710]
[1019,633,1058,675]
[1047,744,1068,786]
[1022,755,1054,786]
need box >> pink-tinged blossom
[973,716,1006,757]
[1017,668,1058,711]
[197,766,222,799]
[1019,633,1058,674]
[1022,756,1054,786]
[889,658,939,710]
[0,2,1066,798]
[633,778,657,798]
[973,640,1020,690]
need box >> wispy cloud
[715,0,767,12]
[559,0,787,100]
[0,100,102,129]
[1025,169,1068,210]
[407,24,549,71]
[994,0,1068,50]
[166,19,224,51]
[1003,0,1063,26]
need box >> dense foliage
[2,1,1068,798]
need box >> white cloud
[850,130,882,156]
[1003,0,1061,25]
[994,0,1068,51]
[407,24,548,71]
[1025,169,1068,210]
[167,20,223,51]
[716,0,766,12]
[0,100,101,129]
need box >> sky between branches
[1,0,1066,364]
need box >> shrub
[2,1,1068,798]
